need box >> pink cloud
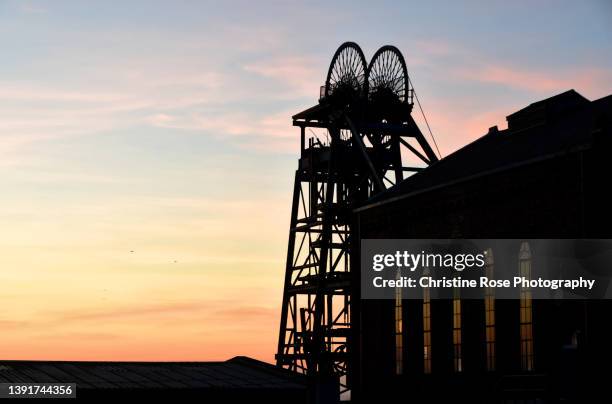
[411,98,513,157]
[146,109,299,153]
[456,64,612,97]
[413,38,455,57]
[243,56,324,99]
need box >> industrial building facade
[354,90,612,403]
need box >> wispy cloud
[57,301,212,322]
[455,64,612,96]
[0,52,313,165]
[243,55,323,99]
[18,1,47,14]
[411,98,515,157]
[0,320,31,329]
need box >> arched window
[484,248,496,371]
[395,269,403,375]
[519,241,534,371]
[453,290,462,372]
[423,268,432,374]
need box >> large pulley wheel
[366,45,411,106]
[324,42,367,101]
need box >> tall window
[423,269,432,374]
[452,291,462,372]
[519,242,534,371]
[395,269,403,375]
[484,248,496,371]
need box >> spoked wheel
[325,42,367,101]
[366,45,411,106]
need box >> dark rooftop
[0,356,307,391]
[358,90,612,211]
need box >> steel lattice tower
[276,42,439,398]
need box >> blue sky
[0,1,610,361]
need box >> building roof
[0,356,307,391]
[357,90,612,211]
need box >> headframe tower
[276,42,439,398]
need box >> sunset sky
[1,1,611,363]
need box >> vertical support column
[277,171,302,369]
